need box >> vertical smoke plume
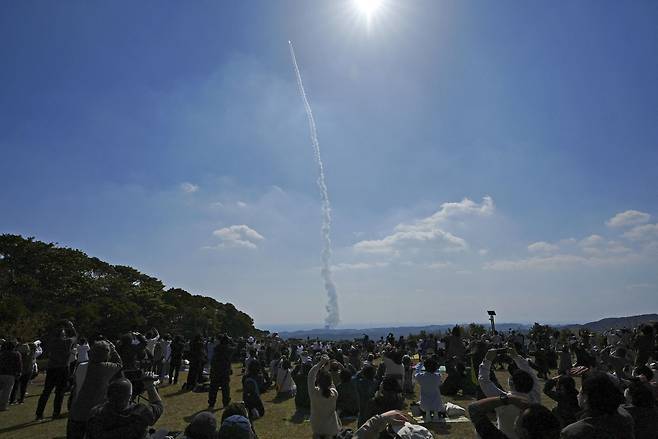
[289,41,340,328]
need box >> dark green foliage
[467,323,487,338]
[0,234,258,340]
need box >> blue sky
[2,1,657,330]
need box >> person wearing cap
[86,375,163,439]
[66,340,123,439]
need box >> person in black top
[184,335,207,391]
[86,375,163,439]
[169,335,184,385]
[208,334,235,408]
[35,319,76,420]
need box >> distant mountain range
[277,314,658,340]
[565,313,658,333]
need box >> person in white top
[414,356,445,423]
[308,356,341,438]
[478,346,540,439]
[77,339,90,363]
[276,357,296,397]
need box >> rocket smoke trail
[288,41,340,328]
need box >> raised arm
[478,349,506,397]
[510,347,540,402]
[307,357,327,392]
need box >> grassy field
[0,364,557,438]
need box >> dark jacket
[0,350,22,376]
[560,407,635,439]
[210,342,234,382]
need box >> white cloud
[353,196,494,257]
[579,234,604,248]
[236,201,248,208]
[527,241,559,253]
[180,182,199,193]
[606,210,650,228]
[478,249,489,256]
[211,225,264,249]
[623,223,658,242]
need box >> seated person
[336,369,359,418]
[181,412,217,439]
[561,371,634,439]
[622,378,658,439]
[478,348,540,439]
[220,402,259,438]
[468,395,560,439]
[414,356,445,423]
[219,414,257,439]
[86,374,163,439]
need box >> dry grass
[0,364,557,438]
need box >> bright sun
[354,0,383,19]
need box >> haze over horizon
[2,1,657,327]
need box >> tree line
[0,234,259,341]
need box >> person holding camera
[478,347,540,439]
[67,340,123,439]
[86,373,163,439]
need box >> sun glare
[355,0,383,19]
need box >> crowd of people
[0,318,657,438]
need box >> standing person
[208,335,235,409]
[36,319,77,420]
[414,356,445,423]
[66,341,123,439]
[308,356,341,439]
[10,340,35,405]
[169,335,184,385]
[144,328,160,371]
[158,335,172,382]
[184,335,207,391]
[276,357,297,399]
[0,340,22,411]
